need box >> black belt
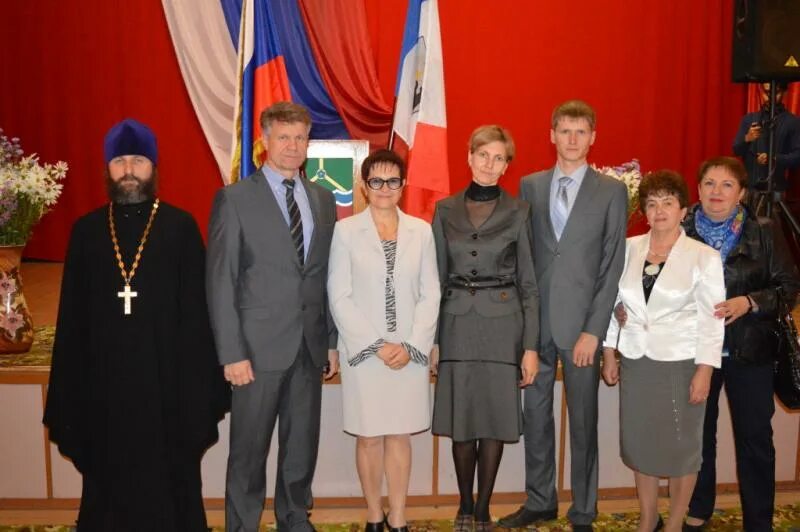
[447,276,515,289]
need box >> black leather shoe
[497,506,558,528]
[383,515,408,532]
[682,519,707,531]
[571,525,593,531]
[365,520,384,532]
[653,515,664,531]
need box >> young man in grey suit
[206,102,339,532]
[498,100,627,531]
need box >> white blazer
[604,230,725,367]
[328,208,441,363]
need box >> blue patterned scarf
[694,205,745,262]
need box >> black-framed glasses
[366,177,404,190]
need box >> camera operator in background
[733,82,800,205]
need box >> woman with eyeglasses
[431,125,539,532]
[328,149,441,532]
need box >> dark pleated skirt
[432,360,522,442]
[620,356,706,477]
[432,308,524,442]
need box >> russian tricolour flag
[230,0,291,182]
[392,0,450,221]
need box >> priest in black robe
[43,119,229,532]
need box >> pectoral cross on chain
[117,284,138,315]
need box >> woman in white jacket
[602,170,725,532]
[327,149,440,532]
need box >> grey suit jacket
[206,169,338,372]
[519,167,627,350]
[432,189,539,360]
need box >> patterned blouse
[348,240,428,367]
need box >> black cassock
[44,200,229,532]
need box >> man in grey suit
[498,100,627,531]
[206,102,339,532]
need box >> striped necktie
[283,178,304,265]
[552,175,572,240]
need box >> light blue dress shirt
[262,165,315,261]
[550,163,589,229]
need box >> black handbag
[774,291,800,409]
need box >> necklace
[647,247,671,258]
[108,199,160,315]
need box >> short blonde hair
[468,125,516,162]
[551,100,596,130]
[259,101,312,133]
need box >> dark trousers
[688,356,775,532]
[225,343,323,532]
[522,339,599,525]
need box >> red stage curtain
[0,1,221,261]
[747,83,800,113]
[1,1,747,260]
[366,1,747,207]
[298,0,393,150]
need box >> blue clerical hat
[104,119,158,165]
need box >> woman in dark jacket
[682,156,800,531]
[431,125,539,532]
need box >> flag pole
[387,95,398,150]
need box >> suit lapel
[396,209,415,261]
[449,190,477,233]
[536,169,558,247]
[468,190,513,233]
[304,179,323,269]
[628,233,649,314]
[559,168,600,246]
[646,230,688,313]
[251,169,289,227]
[356,209,385,254]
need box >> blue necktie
[552,176,572,240]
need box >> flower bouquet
[593,159,642,222]
[0,129,67,353]
[0,129,67,246]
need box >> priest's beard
[106,168,159,204]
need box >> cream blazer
[328,208,441,363]
[604,230,725,367]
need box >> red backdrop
[0,1,747,260]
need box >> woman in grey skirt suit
[431,125,539,532]
[602,171,724,532]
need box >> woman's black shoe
[682,518,707,531]
[365,520,384,532]
[384,514,409,532]
[653,515,664,531]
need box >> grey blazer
[206,169,337,372]
[432,189,539,359]
[519,167,627,350]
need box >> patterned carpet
[2,504,799,531]
[0,326,54,368]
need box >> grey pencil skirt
[620,356,707,478]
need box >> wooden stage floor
[3,492,800,527]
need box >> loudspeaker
[732,0,800,82]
